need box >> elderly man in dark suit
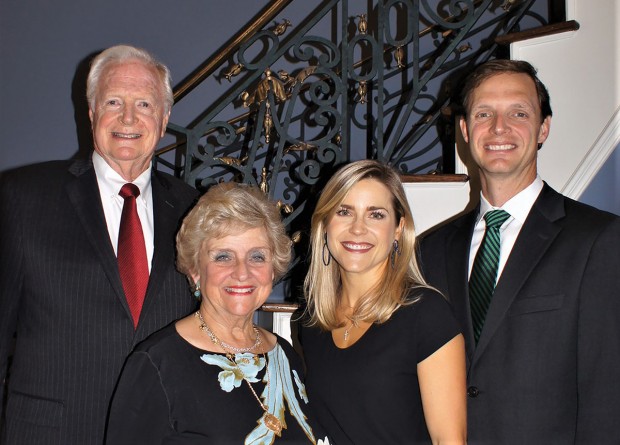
[0,45,198,444]
[419,59,620,444]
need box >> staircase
[156,0,558,244]
[154,0,620,338]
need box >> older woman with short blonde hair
[107,182,329,444]
[176,182,292,284]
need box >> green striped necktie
[469,209,511,343]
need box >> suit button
[467,386,479,398]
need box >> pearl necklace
[197,312,282,436]
[195,311,261,353]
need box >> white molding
[566,0,577,20]
[511,30,578,58]
[405,180,473,235]
[510,0,577,59]
[272,312,293,345]
[562,106,620,199]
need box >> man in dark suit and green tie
[420,59,620,444]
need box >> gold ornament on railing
[258,69,287,103]
[263,102,273,144]
[242,69,288,108]
[457,43,472,53]
[277,69,292,86]
[291,231,302,244]
[272,19,292,36]
[501,0,518,12]
[357,80,368,104]
[283,66,317,90]
[276,200,293,214]
[357,14,367,34]
[215,155,248,166]
[395,46,405,69]
[240,91,251,108]
[224,63,244,82]
[284,142,317,154]
[259,167,269,194]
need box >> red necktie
[117,183,149,328]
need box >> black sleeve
[412,289,462,362]
[106,351,171,445]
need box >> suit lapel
[137,171,182,329]
[473,184,565,360]
[65,161,129,311]
[448,211,478,361]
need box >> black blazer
[0,159,198,444]
[419,184,620,444]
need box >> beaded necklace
[197,312,282,436]
[195,310,261,353]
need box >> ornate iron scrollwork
[158,0,547,298]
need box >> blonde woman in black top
[300,160,466,444]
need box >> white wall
[512,0,620,197]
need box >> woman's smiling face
[192,226,274,321]
[325,178,403,283]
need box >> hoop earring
[390,240,400,269]
[193,281,202,301]
[322,233,331,266]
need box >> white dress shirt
[468,176,544,283]
[92,151,154,272]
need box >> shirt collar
[92,151,153,203]
[478,175,544,225]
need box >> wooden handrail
[495,20,579,45]
[400,173,468,183]
[261,302,299,313]
[173,0,294,103]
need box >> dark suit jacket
[0,159,199,444]
[419,184,620,444]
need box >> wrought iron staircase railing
[155,0,559,300]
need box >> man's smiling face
[89,59,169,178]
[460,72,550,188]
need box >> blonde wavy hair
[303,160,429,330]
[176,182,291,284]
